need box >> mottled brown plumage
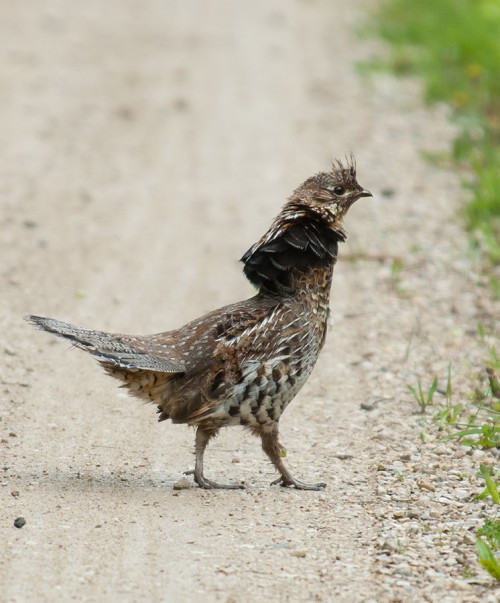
[26,158,371,489]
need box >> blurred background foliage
[367,0,500,285]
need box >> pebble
[390,461,405,474]
[14,517,26,528]
[417,479,435,492]
[172,477,192,490]
[471,449,488,461]
[453,488,470,500]
[433,444,449,456]
[438,496,454,505]
[381,539,399,552]
[291,549,307,558]
[335,452,354,460]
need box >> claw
[271,476,326,490]
[194,474,245,490]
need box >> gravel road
[1,1,499,602]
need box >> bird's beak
[358,189,373,198]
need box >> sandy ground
[1,1,499,602]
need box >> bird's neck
[241,206,346,296]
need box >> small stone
[291,549,307,558]
[14,517,26,528]
[11,490,20,498]
[399,453,412,461]
[381,538,398,552]
[335,452,354,460]
[452,487,469,500]
[471,449,487,461]
[231,456,241,464]
[8,432,17,438]
[393,509,406,519]
[173,477,192,490]
[391,461,405,474]
[417,479,436,492]
[420,432,434,443]
[433,444,449,456]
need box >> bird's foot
[271,475,326,491]
[185,469,244,489]
[195,475,245,490]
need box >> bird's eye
[333,185,345,195]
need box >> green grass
[475,464,500,580]
[408,345,500,581]
[367,0,500,277]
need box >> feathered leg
[260,426,326,490]
[191,426,244,489]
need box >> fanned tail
[24,315,185,373]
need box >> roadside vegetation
[365,0,500,292]
[407,338,500,581]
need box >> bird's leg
[260,427,326,490]
[190,426,244,490]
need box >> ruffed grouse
[26,158,371,490]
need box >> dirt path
[1,1,499,602]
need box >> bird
[26,158,372,490]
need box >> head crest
[332,154,356,180]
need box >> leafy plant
[477,519,500,550]
[447,362,500,446]
[408,375,438,413]
[475,464,500,504]
[448,422,500,448]
[475,465,500,581]
[476,538,500,580]
[476,464,500,580]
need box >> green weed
[408,375,437,413]
[475,465,500,581]
[476,538,500,580]
[408,352,499,581]
[477,519,500,550]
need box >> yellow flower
[466,63,482,78]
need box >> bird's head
[241,157,371,293]
[289,157,372,225]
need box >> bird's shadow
[9,466,195,493]
[7,466,258,495]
